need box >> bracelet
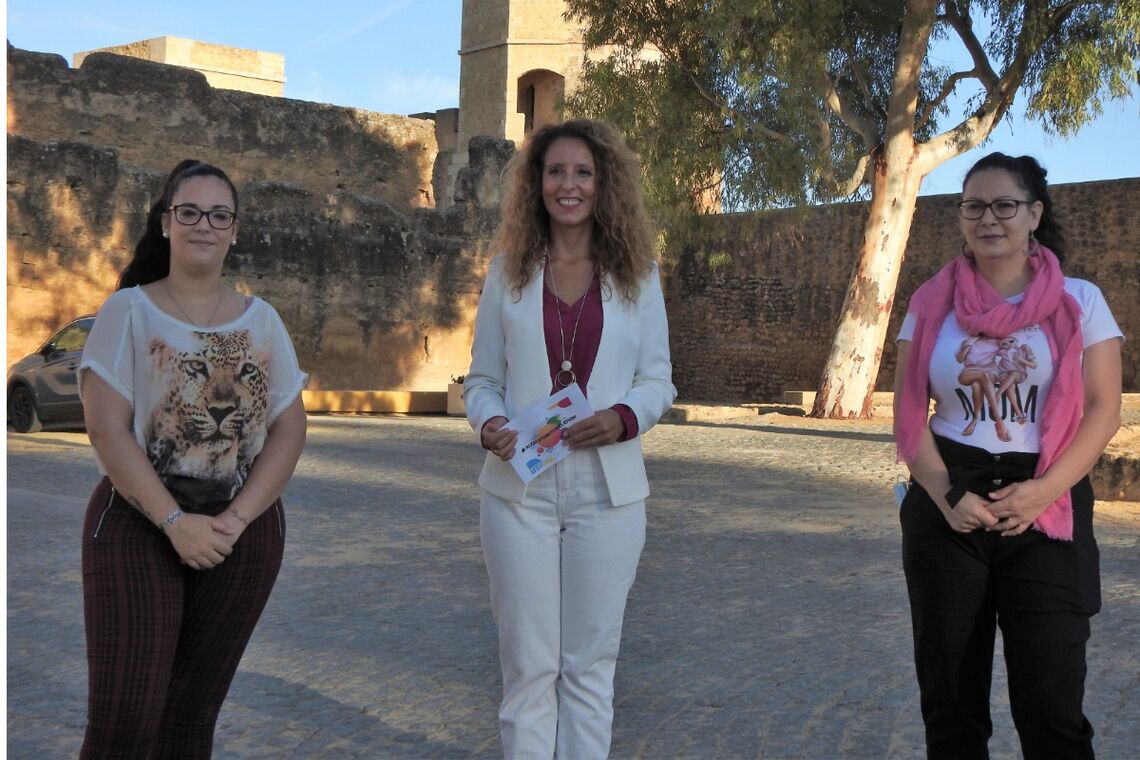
[228,508,250,526]
[944,485,968,510]
[159,509,183,532]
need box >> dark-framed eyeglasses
[169,204,237,230]
[957,198,1031,220]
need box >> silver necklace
[546,255,595,389]
[165,282,223,328]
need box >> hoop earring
[1027,232,1040,256]
[960,242,974,260]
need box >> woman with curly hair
[464,119,676,758]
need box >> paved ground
[7,413,1140,759]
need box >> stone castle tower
[448,0,659,203]
[456,0,585,157]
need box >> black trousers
[901,436,1100,760]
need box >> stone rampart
[664,178,1139,401]
[6,43,1136,400]
[6,43,506,393]
[6,45,437,211]
[5,133,510,391]
[73,36,287,97]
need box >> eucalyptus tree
[564,0,1138,417]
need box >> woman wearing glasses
[894,152,1123,759]
[78,160,307,758]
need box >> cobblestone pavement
[7,414,1139,759]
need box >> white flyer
[502,383,595,484]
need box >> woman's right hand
[941,492,999,533]
[481,416,518,461]
[165,513,236,570]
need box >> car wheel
[8,384,43,433]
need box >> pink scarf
[895,246,1084,540]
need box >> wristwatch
[944,484,968,510]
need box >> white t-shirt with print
[898,277,1122,454]
[79,286,308,507]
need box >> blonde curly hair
[491,119,656,304]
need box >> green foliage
[707,250,733,270]
[564,0,1139,225]
[565,0,909,218]
[1019,0,1140,134]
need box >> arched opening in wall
[522,85,535,133]
[516,70,564,136]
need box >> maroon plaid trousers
[80,477,285,759]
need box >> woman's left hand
[566,409,624,449]
[984,478,1061,536]
[215,508,249,549]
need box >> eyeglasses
[957,199,1031,220]
[169,204,237,230]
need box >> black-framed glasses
[169,204,237,230]
[957,198,1031,220]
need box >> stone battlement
[74,36,286,96]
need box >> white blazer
[464,255,676,506]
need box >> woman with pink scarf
[893,153,1123,759]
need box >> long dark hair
[117,160,240,289]
[963,152,1066,265]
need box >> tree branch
[882,0,936,157]
[916,69,975,131]
[654,44,798,147]
[820,71,879,152]
[941,2,999,90]
[918,0,1083,175]
[834,153,873,196]
[815,81,878,196]
[848,58,887,123]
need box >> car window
[48,319,94,352]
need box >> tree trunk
[810,0,934,419]
[810,152,924,418]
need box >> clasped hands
[943,477,1060,537]
[481,409,624,462]
[165,508,248,570]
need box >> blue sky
[6,0,1136,197]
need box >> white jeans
[480,448,646,760]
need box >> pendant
[561,360,572,372]
[555,369,576,388]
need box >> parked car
[7,316,95,433]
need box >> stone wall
[5,133,510,392]
[6,46,437,211]
[73,36,287,97]
[6,43,513,391]
[665,178,1140,401]
[7,43,1137,400]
